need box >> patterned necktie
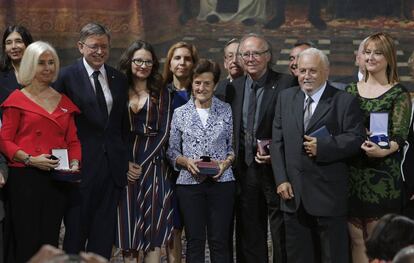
[245,83,258,166]
[303,96,313,131]
[92,71,108,122]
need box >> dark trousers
[6,168,69,263]
[177,180,236,263]
[63,156,121,259]
[235,162,285,263]
[284,204,349,263]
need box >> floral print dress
[346,83,412,218]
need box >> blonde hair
[162,41,198,86]
[364,32,399,84]
[18,41,60,86]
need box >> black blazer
[0,69,20,105]
[53,59,129,187]
[227,69,295,166]
[271,84,365,216]
[214,78,231,103]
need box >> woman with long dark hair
[116,40,173,262]
[0,25,33,104]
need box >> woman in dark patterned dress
[346,32,412,263]
[115,40,173,262]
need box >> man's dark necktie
[245,84,258,166]
[92,71,108,122]
[303,96,313,131]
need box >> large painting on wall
[1,0,414,86]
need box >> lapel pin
[60,107,68,113]
[272,86,275,89]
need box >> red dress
[0,89,81,165]
[0,89,82,263]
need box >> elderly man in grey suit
[271,48,365,263]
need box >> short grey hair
[18,41,60,86]
[239,33,273,67]
[79,22,110,42]
[223,37,239,54]
[393,245,414,263]
[297,47,329,69]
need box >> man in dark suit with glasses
[53,22,128,259]
[226,33,295,263]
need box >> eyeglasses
[132,59,154,67]
[238,50,269,60]
[225,53,236,61]
[81,42,109,52]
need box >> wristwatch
[23,155,31,166]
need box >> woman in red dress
[0,41,81,263]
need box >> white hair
[18,41,60,86]
[358,37,369,55]
[393,245,414,263]
[297,47,329,69]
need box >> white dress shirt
[83,58,113,114]
[303,81,327,115]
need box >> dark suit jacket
[0,69,15,229]
[0,69,20,106]
[402,108,414,196]
[53,59,129,187]
[215,78,234,103]
[271,84,365,216]
[215,78,230,102]
[227,69,295,168]
[0,154,7,221]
